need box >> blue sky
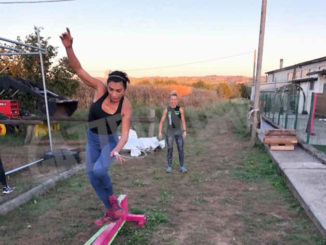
[1,0,326,77]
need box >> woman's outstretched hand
[110,149,126,164]
[60,28,73,48]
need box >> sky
[1,0,326,78]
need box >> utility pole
[251,0,267,146]
[252,50,257,99]
[247,50,257,132]
[249,50,257,101]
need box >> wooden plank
[270,144,295,151]
[265,129,296,136]
[147,109,155,137]
[0,119,43,125]
[264,135,298,145]
[35,140,86,145]
[21,116,156,123]
[22,116,87,122]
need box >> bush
[239,84,251,99]
[192,80,211,90]
[216,82,242,99]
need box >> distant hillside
[96,75,252,85]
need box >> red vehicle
[0,100,20,135]
[0,76,78,136]
[0,100,20,119]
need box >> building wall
[318,75,326,93]
[265,61,326,114]
[266,61,326,83]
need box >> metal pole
[269,94,272,119]
[5,159,44,176]
[0,36,46,53]
[0,45,21,52]
[251,0,267,146]
[294,90,299,129]
[306,93,314,144]
[35,26,53,152]
[0,52,39,56]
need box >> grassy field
[0,99,325,245]
[313,145,326,154]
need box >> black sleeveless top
[88,92,124,135]
[167,105,182,132]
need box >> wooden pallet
[264,129,298,151]
[270,144,295,151]
[265,129,296,136]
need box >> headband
[108,74,126,82]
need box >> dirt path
[0,101,324,245]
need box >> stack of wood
[263,129,298,151]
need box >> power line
[0,0,73,4]
[124,51,253,72]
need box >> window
[287,72,293,81]
[323,84,326,94]
[310,81,314,90]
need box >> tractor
[0,75,78,136]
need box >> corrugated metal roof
[307,69,326,76]
[266,56,326,74]
[290,77,318,83]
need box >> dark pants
[0,157,7,187]
[166,132,184,167]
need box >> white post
[35,26,53,152]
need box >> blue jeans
[86,129,119,210]
[166,132,184,167]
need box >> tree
[19,33,57,86]
[49,57,79,97]
[216,83,232,98]
[0,31,79,114]
[239,83,251,99]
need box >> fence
[260,85,326,145]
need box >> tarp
[122,129,165,157]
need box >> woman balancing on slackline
[60,28,132,226]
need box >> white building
[263,56,326,114]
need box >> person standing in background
[158,91,187,173]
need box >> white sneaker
[2,186,14,194]
[179,166,187,173]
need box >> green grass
[230,126,326,244]
[116,208,168,245]
[132,178,146,187]
[232,144,290,197]
[190,172,205,183]
[159,189,173,203]
[0,133,25,145]
[2,99,325,245]
[313,145,326,154]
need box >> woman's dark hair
[107,70,130,89]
